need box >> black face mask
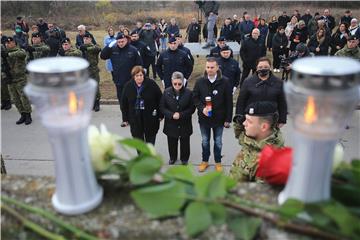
[257,69,270,77]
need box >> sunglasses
[173,82,182,86]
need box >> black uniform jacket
[121,78,163,137]
[193,71,233,127]
[235,73,287,124]
[160,86,195,138]
[100,43,143,86]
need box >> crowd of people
[2,4,360,183]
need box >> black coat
[272,32,288,52]
[193,71,233,127]
[289,26,308,51]
[278,15,290,28]
[45,36,60,56]
[121,78,163,137]
[217,56,241,88]
[329,30,349,55]
[240,37,263,69]
[100,43,143,86]
[235,73,287,124]
[178,44,194,66]
[160,87,195,138]
[156,48,193,88]
[186,23,201,42]
[308,35,330,56]
[208,45,233,58]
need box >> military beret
[168,37,177,43]
[32,32,41,38]
[348,35,358,41]
[61,37,71,44]
[83,32,92,38]
[220,45,230,52]
[116,32,126,40]
[245,101,277,117]
[5,37,14,43]
[217,36,226,41]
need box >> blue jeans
[159,37,167,52]
[207,14,217,45]
[199,124,224,163]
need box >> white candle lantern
[279,57,360,204]
[25,57,103,215]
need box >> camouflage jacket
[6,47,27,82]
[32,43,50,60]
[229,128,284,182]
[335,45,360,60]
[65,47,82,57]
[82,43,101,73]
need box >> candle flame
[304,96,317,124]
[68,91,78,115]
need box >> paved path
[1,104,359,176]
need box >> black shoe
[181,160,188,165]
[24,113,32,125]
[93,100,100,112]
[16,113,26,125]
[1,101,5,110]
[3,101,12,110]
[169,159,176,165]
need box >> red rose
[255,145,292,185]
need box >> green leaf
[228,216,261,240]
[208,203,226,225]
[185,202,212,236]
[332,183,360,206]
[194,172,227,199]
[119,138,155,155]
[129,156,162,185]
[131,181,186,218]
[225,175,237,191]
[279,198,305,220]
[164,165,195,183]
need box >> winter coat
[121,78,163,137]
[278,15,290,28]
[220,24,234,41]
[330,30,349,55]
[235,73,287,124]
[208,45,234,59]
[138,29,158,57]
[100,43,143,86]
[335,45,360,60]
[240,37,263,69]
[217,56,241,88]
[186,23,201,42]
[167,24,180,38]
[160,87,195,138]
[289,26,308,51]
[272,32,288,52]
[193,71,233,127]
[308,34,330,56]
[238,20,255,40]
[301,14,313,26]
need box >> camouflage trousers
[90,71,101,101]
[1,81,11,101]
[8,80,32,113]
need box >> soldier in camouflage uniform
[3,37,32,125]
[79,33,101,111]
[335,35,360,60]
[59,38,82,57]
[26,32,50,61]
[1,34,12,110]
[230,101,284,182]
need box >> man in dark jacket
[217,46,241,95]
[238,13,255,41]
[340,10,352,26]
[156,37,193,89]
[301,9,312,26]
[130,30,148,65]
[220,18,235,41]
[193,57,233,172]
[175,33,194,66]
[186,18,201,43]
[100,33,143,126]
[139,23,159,79]
[278,11,290,28]
[198,1,220,48]
[240,28,262,86]
[235,57,287,128]
[319,9,336,31]
[36,18,48,40]
[208,36,233,58]
[76,25,97,49]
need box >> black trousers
[167,135,190,162]
[240,66,256,87]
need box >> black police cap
[116,33,126,40]
[220,45,230,52]
[217,36,226,41]
[61,37,71,44]
[32,32,41,38]
[168,37,177,43]
[245,101,277,117]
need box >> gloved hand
[27,45,35,52]
[79,45,87,52]
[108,40,117,48]
[58,48,65,56]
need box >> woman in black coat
[121,66,163,145]
[330,23,349,55]
[267,16,278,51]
[160,72,195,165]
[308,28,330,56]
[272,26,288,72]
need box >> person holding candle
[193,57,233,172]
[3,36,32,125]
[160,71,195,165]
[230,101,284,182]
[121,66,163,145]
[234,56,287,138]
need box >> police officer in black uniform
[175,33,194,66]
[208,36,233,58]
[100,32,143,127]
[130,30,148,66]
[156,37,193,89]
[217,46,241,95]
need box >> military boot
[16,113,26,125]
[3,100,12,110]
[93,100,100,112]
[24,113,32,125]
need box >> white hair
[77,25,86,30]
